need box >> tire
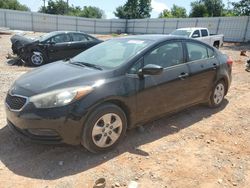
[82,103,127,153]
[213,42,220,49]
[208,80,226,108]
[28,51,46,66]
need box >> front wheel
[29,51,46,66]
[82,103,127,153]
[208,81,226,107]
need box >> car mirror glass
[192,34,199,38]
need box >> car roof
[116,34,187,42]
[49,31,86,35]
[176,27,207,31]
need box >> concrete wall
[0,9,249,42]
[0,9,126,34]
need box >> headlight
[30,86,92,108]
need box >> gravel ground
[0,32,249,188]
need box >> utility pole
[42,0,46,12]
[66,0,69,14]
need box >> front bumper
[5,104,85,145]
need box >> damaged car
[11,31,102,66]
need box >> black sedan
[10,31,102,66]
[5,35,232,153]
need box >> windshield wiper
[69,60,102,70]
[80,62,103,70]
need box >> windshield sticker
[127,40,145,44]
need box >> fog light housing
[27,129,59,137]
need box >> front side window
[144,41,184,68]
[51,34,71,44]
[192,30,200,38]
[186,42,213,61]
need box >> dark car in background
[5,35,232,153]
[11,31,102,66]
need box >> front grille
[6,93,27,111]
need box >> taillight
[227,57,233,66]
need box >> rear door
[69,33,91,56]
[184,41,218,103]
[128,40,193,123]
[47,33,72,61]
[199,29,211,45]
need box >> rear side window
[144,41,184,68]
[201,29,208,37]
[71,33,88,42]
[186,42,209,61]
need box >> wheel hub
[92,113,123,148]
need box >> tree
[232,0,250,16]
[39,0,105,18]
[159,9,172,18]
[159,4,187,18]
[0,0,30,11]
[114,0,152,19]
[189,0,224,17]
[138,0,152,18]
[203,0,224,17]
[39,0,67,15]
[189,1,208,17]
[114,6,127,19]
[79,6,105,18]
[171,4,187,18]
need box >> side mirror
[192,34,199,38]
[138,64,163,77]
[49,41,56,45]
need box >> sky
[18,0,239,19]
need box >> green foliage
[232,0,250,16]
[79,6,105,18]
[159,4,187,18]
[171,4,187,18]
[203,0,224,17]
[39,0,105,18]
[189,0,224,17]
[0,0,30,11]
[159,9,172,18]
[114,0,152,19]
[190,1,208,17]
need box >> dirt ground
[0,32,249,188]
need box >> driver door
[130,40,193,123]
[46,33,72,62]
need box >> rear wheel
[213,41,220,49]
[82,103,127,153]
[208,81,226,107]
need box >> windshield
[71,38,153,68]
[171,30,192,37]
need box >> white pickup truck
[170,27,224,48]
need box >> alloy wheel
[91,113,123,148]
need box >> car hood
[11,34,38,46]
[12,62,111,97]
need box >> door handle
[212,63,217,70]
[178,72,189,80]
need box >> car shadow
[0,100,228,180]
[222,42,250,52]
